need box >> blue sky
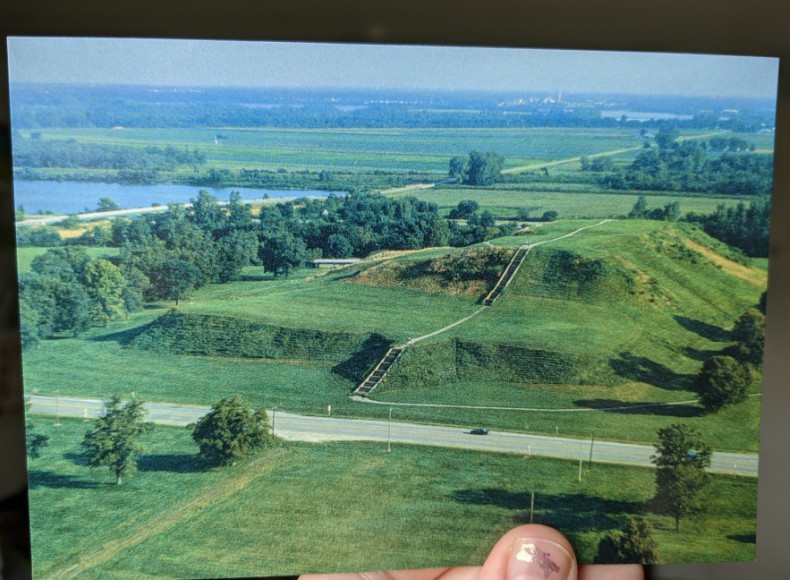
[7,37,779,99]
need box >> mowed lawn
[179,265,482,344]
[21,307,355,415]
[28,420,757,579]
[369,220,764,451]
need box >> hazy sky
[7,37,779,99]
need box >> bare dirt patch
[684,240,767,288]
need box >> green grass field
[15,246,119,274]
[27,419,756,578]
[392,188,756,220]
[21,220,764,451]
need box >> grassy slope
[21,220,765,449]
[28,419,756,578]
[370,220,764,450]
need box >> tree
[695,355,751,412]
[216,229,259,282]
[628,196,649,219]
[82,395,151,485]
[448,200,479,220]
[655,127,679,149]
[96,197,120,212]
[325,233,354,258]
[651,424,711,531]
[731,309,765,366]
[190,395,272,466]
[259,232,307,278]
[465,151,505,186]
[149,259,198,305]
[594,516,660,564]
[82,258,128,325]
[448,156,469,182]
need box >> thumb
[478,524,577,580]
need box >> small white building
[312,258,361,269]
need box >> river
[11,180,337,215]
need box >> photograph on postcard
[7,37,776,577]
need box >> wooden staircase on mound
[482,246,529,306]
[352,347,404,397]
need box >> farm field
[394,188,758,219]
[27,419,757,578]
[15,126,671,173]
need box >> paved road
[29,395,757,477]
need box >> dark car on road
[470,428,489,435]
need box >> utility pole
[588,426,595,470]
[271,406,277,437]
[386,408,393,453]
[578,442,584,482]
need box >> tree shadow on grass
[64,452,89,467]
[451,489,646,533]
[674,316,730,342]
[609,352,694,390]
[680,346,721,362]
[573,399,703,417]
[89,321,153,344]
[728,533,756,544]
[237,273,274,282]
[28,470,100,490]
[137,453,207,473]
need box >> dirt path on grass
[48,449,290,579]
[684,239,768,288]
[501,130,728,175]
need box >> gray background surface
[0,2,787,578]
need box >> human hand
[300,524,643,580]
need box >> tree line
[13,137,207,171]
[626,194,771,258]
[20,191,502,346]
[598,134,773,196]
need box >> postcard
[8,37,776,577]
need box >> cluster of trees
[21,191,494,344]
[599,134,772,196]
[685,198,771,257]
[445,199,518,246]
[28,394,272,485]
[627,196,681,221]
[708,136,755,152]
[579,155,615,172]
[694,304,765,413]
[19,246,135,348]
[595,421,716,563]
[12,138,206,171]
[624,195,770,258]
[448,151,505,186]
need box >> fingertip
[579,564,644,580]
[479,525,578,580]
